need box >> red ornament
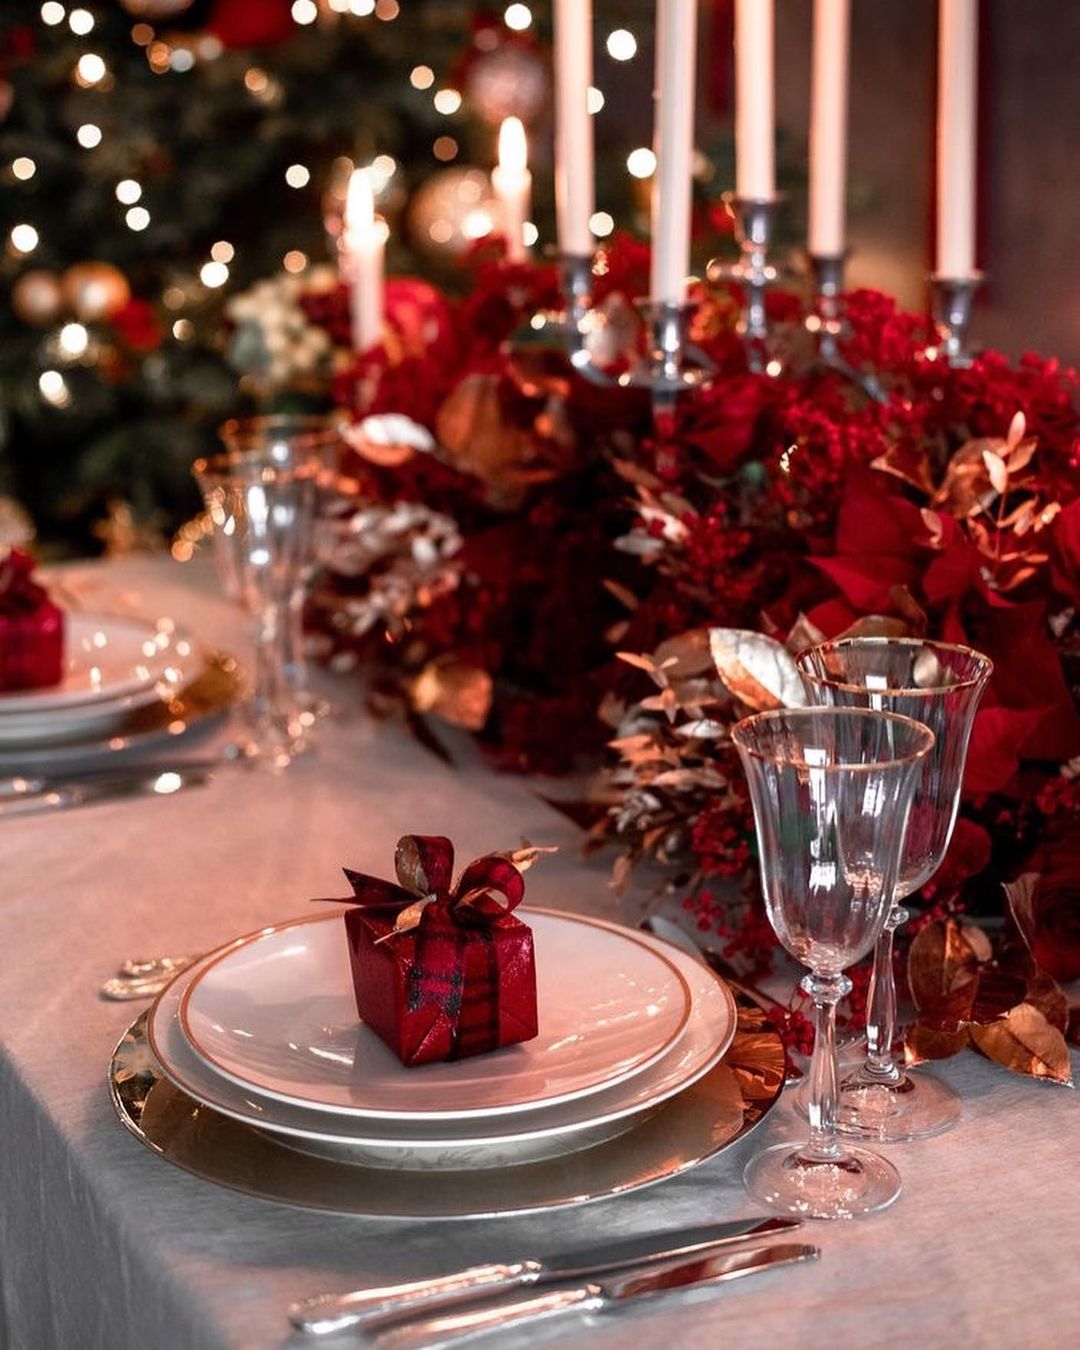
[208,0,295,48]
[111,298,163,353]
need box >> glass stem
[282,587,308,705]
[802,971,852,1162]
[250,600,300,751]
[864,902,907,1083]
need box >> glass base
[744,1141,901,1220]
[832,1066,962,1142]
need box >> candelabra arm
[930,272,984,369]
[707,194,783,373]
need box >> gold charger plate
[109,986,785,1220]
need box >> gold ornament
[465,44,548,126]
[406,168,499,259]
[12,269,64,326]
[63,262,131,323]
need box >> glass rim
[795,636,994,698]
[731,706,935,772]
[218,413,345,440]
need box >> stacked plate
[0,613,224,767]
[147,907,738,1172]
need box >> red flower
[1050,499,1080,605]
[672,374,774,474]
[1024,833,1080,984]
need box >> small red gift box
[333,834,539,1067]
[0,549,64,692]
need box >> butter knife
[288,1217,800,1335]
[0,766,213,819]
[374,1241,820,1348]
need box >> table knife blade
[0,766,213,819]
[374,1241,820,1348]
[287,1216,801,1335]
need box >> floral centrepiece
[228,237,1078,1081]
[325,835,552,1067]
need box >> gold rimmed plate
[109,984,785,1220]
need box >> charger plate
[109,983,785,1220]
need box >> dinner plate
[112,982,784,1217]
[0,654,240,773]
[179,909,692,1121]
[147,914,738,1170]
[0,613,183,714]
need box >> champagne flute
[795,637,993,1141]
[732,707,933,1218]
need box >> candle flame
[345,168,375,235]
[498,117,528,175]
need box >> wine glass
[194,416,344,768]
[795,637,993,1141]
[732,707,934,1219]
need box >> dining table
[1,552,1078,1350]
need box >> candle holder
[707,194,783,372]
[930,272,983,368]
[806,253,885,402]
[619,299,716,420]
[509,252,615,386]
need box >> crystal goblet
[732,707,934,1218]
[796,637,993,1141]
[194,416,344,767]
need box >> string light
[606,29,637,61]
[131,24,153,45]
[283,249,308,273]
[115,179,141,204]
[40,3,65,26]
[375,0,399,18]
[589,211,614,237]
[433,88,461,115]
[285,163,311,188]
[76,53,107,85]
[170,48,195,73]
[59,322,89,357]
[12,157,36,181]
[162,287,186,310]
[461,209,493,240]
[504,4,531,30]
[350,0,375,12]
[200,261,229,287]
[76,123,102,147]
[244,68,268,94]
[626,147,656,178]
[523,222,538,247]
[372,154,396,182]
[125,206,150,231]
[211,240,234,263]
[172,319,194,341]
[433,136,457,161]
[410,65,434,90]
[38,371,69,407]
[10,224,39,253]
[291,0,318,24]
[68,7,92,34]
[587,87,604,114]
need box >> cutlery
[372,1241,819,1348]
[288,1217,801,1336]
[0,765,214,820]
[100,956,201,1002]
[117,954,200,980]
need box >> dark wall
[774,0,1080,362]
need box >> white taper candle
[651,0,700,304]
[342,168,385,353]
[936,0,979,276]
[734,0,775,201]
[554,0,595,257]
[493,117,531,263]
[808,0,850,257]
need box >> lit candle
[808,0,850,257]
[342,168,385,352]
[650,0,699,304]
[492,117,531,263]
[553,0,595,257]
[936,0,979,276]
[734,0,775,200]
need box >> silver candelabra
[930,272,983,368]
[707,194,783,372]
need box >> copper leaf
[904,1022,970,1066]
[1025,969,1069,1033]
[1003,873,1040,955]
[970,1003,1074,1086]
[708,628,806,711]
[908,918,982,1014]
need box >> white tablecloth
[1,557,1077,1350]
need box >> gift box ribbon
[0,549,49,618]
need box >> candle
[342,168,385,352]
[553,0,595,257]
[650,0,699,304]
[808,0,850,257]
[492,117,531,263]
[936,0,979,276]
[734,0,775,200]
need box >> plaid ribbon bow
[0,549,48,618]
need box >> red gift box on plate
[334,834,539,1067]
[0,549,64,692]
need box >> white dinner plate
[179,909,692,1121]
[147,913,738,1171]
[0,613,185,714]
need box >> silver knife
[288,1217,801,1335]
[0,766,213,819]
[373,1242,820,1349]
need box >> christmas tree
[0,1,768,553]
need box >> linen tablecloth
[1,556,1077,1350]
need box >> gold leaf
[410,660,493,731]
[1026,969,1069,1033]
[982,448,1009,496]
[1003,873,1040,956]
[708,628,806,711]
[1005,409,1027,452]
[970,1003,1074,1086]
[785,612,826,656]
[499,843,558,873]
[904,1021,970,1066]
[343,413,435,467]
[837,614,914,642]
[908,918,981,1015]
